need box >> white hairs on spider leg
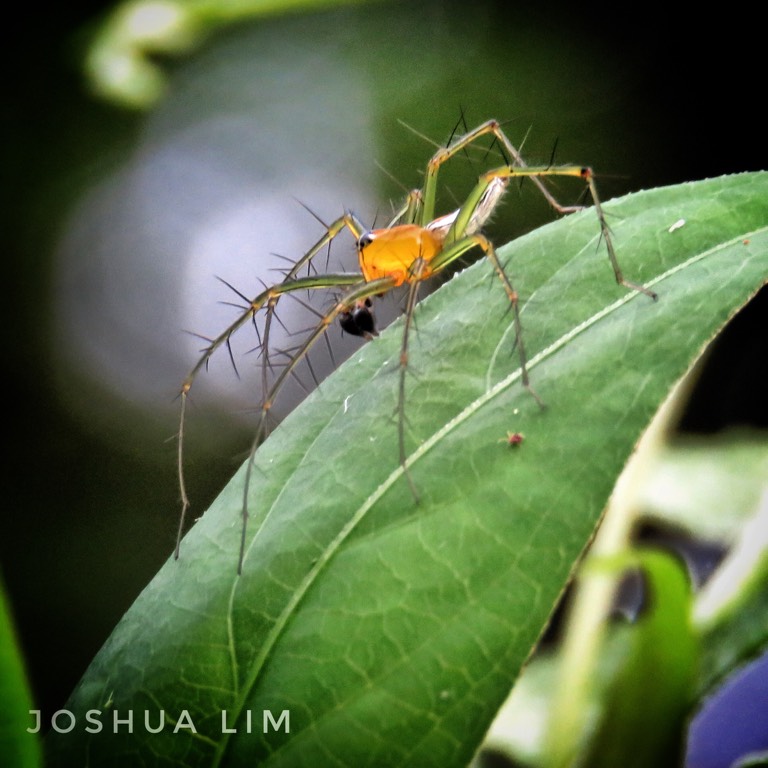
[468,177,510,233]
[426,177,510,240]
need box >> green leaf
[0,577,42,768]
[574,550,697,768]
[46,173,768,766]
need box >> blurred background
[3,0,766,762]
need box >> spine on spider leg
[257,214,369,409]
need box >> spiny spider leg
[176,267,368,563]
[422,120,658,299]
[236,275,396,573]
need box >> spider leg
[393,231,543,509]
[236,275,397,573]
[260,212,368,411]
[177,196,427,567]
[388,189,424,228]
[420,119,582,224]
[419,121,657,300]
[395,258,428,503]
[466,166,657,300]
[428,232,543,405]
[176,278,277,563]
[175,268,370,565]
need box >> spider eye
[357,232,374,249]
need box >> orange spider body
[358,224,443,286]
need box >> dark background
[3,1,766,764]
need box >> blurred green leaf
[46,173,768,766]
[629,429,768,696]
[0,578,42,768]
[639,432,768,542]
[695,489,768,695]
[575,550,696,768]
[83,0,386,107]
[734,753,768,768]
